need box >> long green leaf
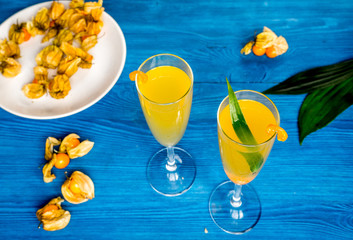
[298,77,353,144]
[263,59,353,95]
[226,79,263,172]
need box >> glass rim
[135,53,194,106]
[217,90,280,147]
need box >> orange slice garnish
[267,124,288,142]
[129,70,148,83]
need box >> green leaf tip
[225,78,263,172]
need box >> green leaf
[226,78,263,172]
[299,77,353,144]
[263,59,353,95]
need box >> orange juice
[218,100,276,184]
[137,66,192,147]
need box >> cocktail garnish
[226,78,263,172]
[129,70,148,83]
[226,78,257,145]
[266,124,288,142]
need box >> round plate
[0,1,126,119]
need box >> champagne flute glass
[209,90,280,234]
[135,54,196,196]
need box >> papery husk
[78,61,92,69]
[0,58,21,78]
[42,27,59,43]
[67,140,94,159]
[8,23,27,44]
[26,21,42,37]
[61,171,95,204]
[74,32,86,44]
[22,83,46,99]
[42,22,63,43]
[59,133,80,153]
[36,197,71,231]
[57,56,81,77]
[255,27,277,48]
[49,1,66,20]
[42,153,57,183]
[33,8,50,34]
[53,29,74,46]
[272,36,289,56]
[240,41,254,55]
[60,42,93,63]
[48,74,71,99]
[69,12,86,34]
[70,0,85,9]
[56,9,75,28]
[81,35,97,51]
[35,45,63,69]
[0,39,20,59]
[86,20,103,35]
[89,7,104,21]
[84,0,103,14]
[33,66,49,85]
[45,137,61,161]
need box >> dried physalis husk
[35,45,63,69]
[34,8,50,32]
[81,35,98,51]
[60,42,93,63]
[84,0,103,14]
[79,61,92,69]
[45,137,61,161]
[56,9,75,28]
[255,26,277,48]
[61,171,95,204]
[67,140,94,159]
[49,1,66,20]
[33,66,49,85]
[0,58,21,78]
[42,22,63,43]
[48,74,71,99]
[86,20,103,35]
[36,197,71,231]
[272,36,289,56]
[0,39,20,59]
[57,56,81,77]
[70,0,85,9]
[69,12,86,34]
[90,7,104,22]
[59,133,81,152]
[22,83,46,99]
[8,23,27,44]
[53,29,74,47]
[240,40,254,55]
[42,153,57,183]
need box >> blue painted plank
[0,0,353,239]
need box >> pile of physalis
[0,0,105,100]
[37,133,95,231]
[241,27,288,58]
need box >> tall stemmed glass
[135,54,196,196]
[209,90,280,234]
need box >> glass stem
[166,146,177,171]
[230,184,242,208]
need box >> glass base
[209,180,261,234]
[146,147,196,197]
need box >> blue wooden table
[0,0,352,239]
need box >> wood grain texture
[0,0,353,239]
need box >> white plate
[0,1,126,119]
